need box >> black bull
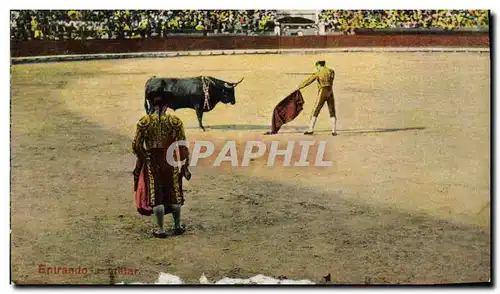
[144,76,244,131]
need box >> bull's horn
[233,77,244,86]
[224,78,244,88]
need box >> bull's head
[220,78,244,105]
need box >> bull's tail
[144,76,159,114]
[144,85,149,114]
[144,96,151,114]
[144,76,157,114]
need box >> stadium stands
[320,10,489,34]
[10,10,489,41]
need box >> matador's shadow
[187,125,427,135]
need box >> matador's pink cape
[135,163,153,216]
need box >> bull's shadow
[186,125,426,134]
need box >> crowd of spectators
[10,10,278,40]
[320,10,489,33]
[10,9,489,40]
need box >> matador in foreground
[132,90,191,238]
[298,60,337,136]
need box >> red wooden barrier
[10,34,490,57]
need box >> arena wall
[10,33,489,58]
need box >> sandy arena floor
[11,52,490,284]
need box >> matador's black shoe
[332,132,338,136]
[174,227,186,236]
[153,231,167,239]
[304,131,314,135]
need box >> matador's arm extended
[298,72,319,90]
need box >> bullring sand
[11,53,490,284]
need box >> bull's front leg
[195,106,206,132]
